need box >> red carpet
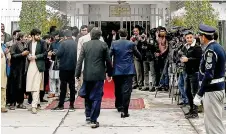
[46,97,145,109]
[45,80,145,109]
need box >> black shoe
[86,117,91,124]
[149,87,155,92]
[141,87,149,91]
[117,107,123,112]
[164,86,169,91]
[90,122,99,128]
[37,104,41,110]
[121,112,130,118]
[51,106,64,111]
[69,105,75,112]
[180,104,187,108]
[185,113,198,119]
[156,86,163,91]
[132,85,138,89]
[28,100,32,104]
[138,86,142,90]
[177,102,184,105]
[17,104,26,109]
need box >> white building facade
[1,0,226,37]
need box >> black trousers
[58,70,76,107]
[113,75,133,114]
[9,88,24,105]
[186,73,199,113]
[9,73,26,105]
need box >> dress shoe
[177,102,184,105]
[86,117,91,124]
[1,108,8,113]
[141,87,149,91]
[90,122,99,128]
[132,85,138,89]
[185,113,198,119]
[117,107,123,112]
[149,87,155,92]
[121,112,130,118]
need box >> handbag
[52,56,59,70]
[49,61,59,79]
[79,82,86,98]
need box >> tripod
[155,54,169,98]
[155,59,180,104]
[168,64,180,104]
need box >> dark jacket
[110,39,142,76]
[75,39,112,81]
[27,40,47,72]
[10,41,27,89]
[49,40,60,61]
[181,40,202,75]
[3,32,11,44]
[198,41,226,96]
[141,38,157,61]
[56,38,77,71]
[107,33,120,48]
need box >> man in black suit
[107,29,119,48]
[75,27,112,129]
[51,30,77,111]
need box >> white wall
[212,3,226,20]
[67,3,167,28]
[1,0,21,34]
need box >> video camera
[166,26,193,41]
[166,26,193,48]
[149,28,157,39]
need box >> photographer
[180,31,202,119]
[155,26,169,91]
[176,42,188,107]
[130,25,144,90]
[141,28,158,91]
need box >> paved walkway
[2,89,226,134]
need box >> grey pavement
[1,89,226,134]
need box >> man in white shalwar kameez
[26,29,47,114]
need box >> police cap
[198,24,215,35]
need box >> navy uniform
[194,24,226,134]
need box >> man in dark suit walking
[110,28,142,118]
[75,27,112,128]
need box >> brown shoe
[47,94,55,98]
[1,108,8,113]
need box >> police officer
[194,24,226,134]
